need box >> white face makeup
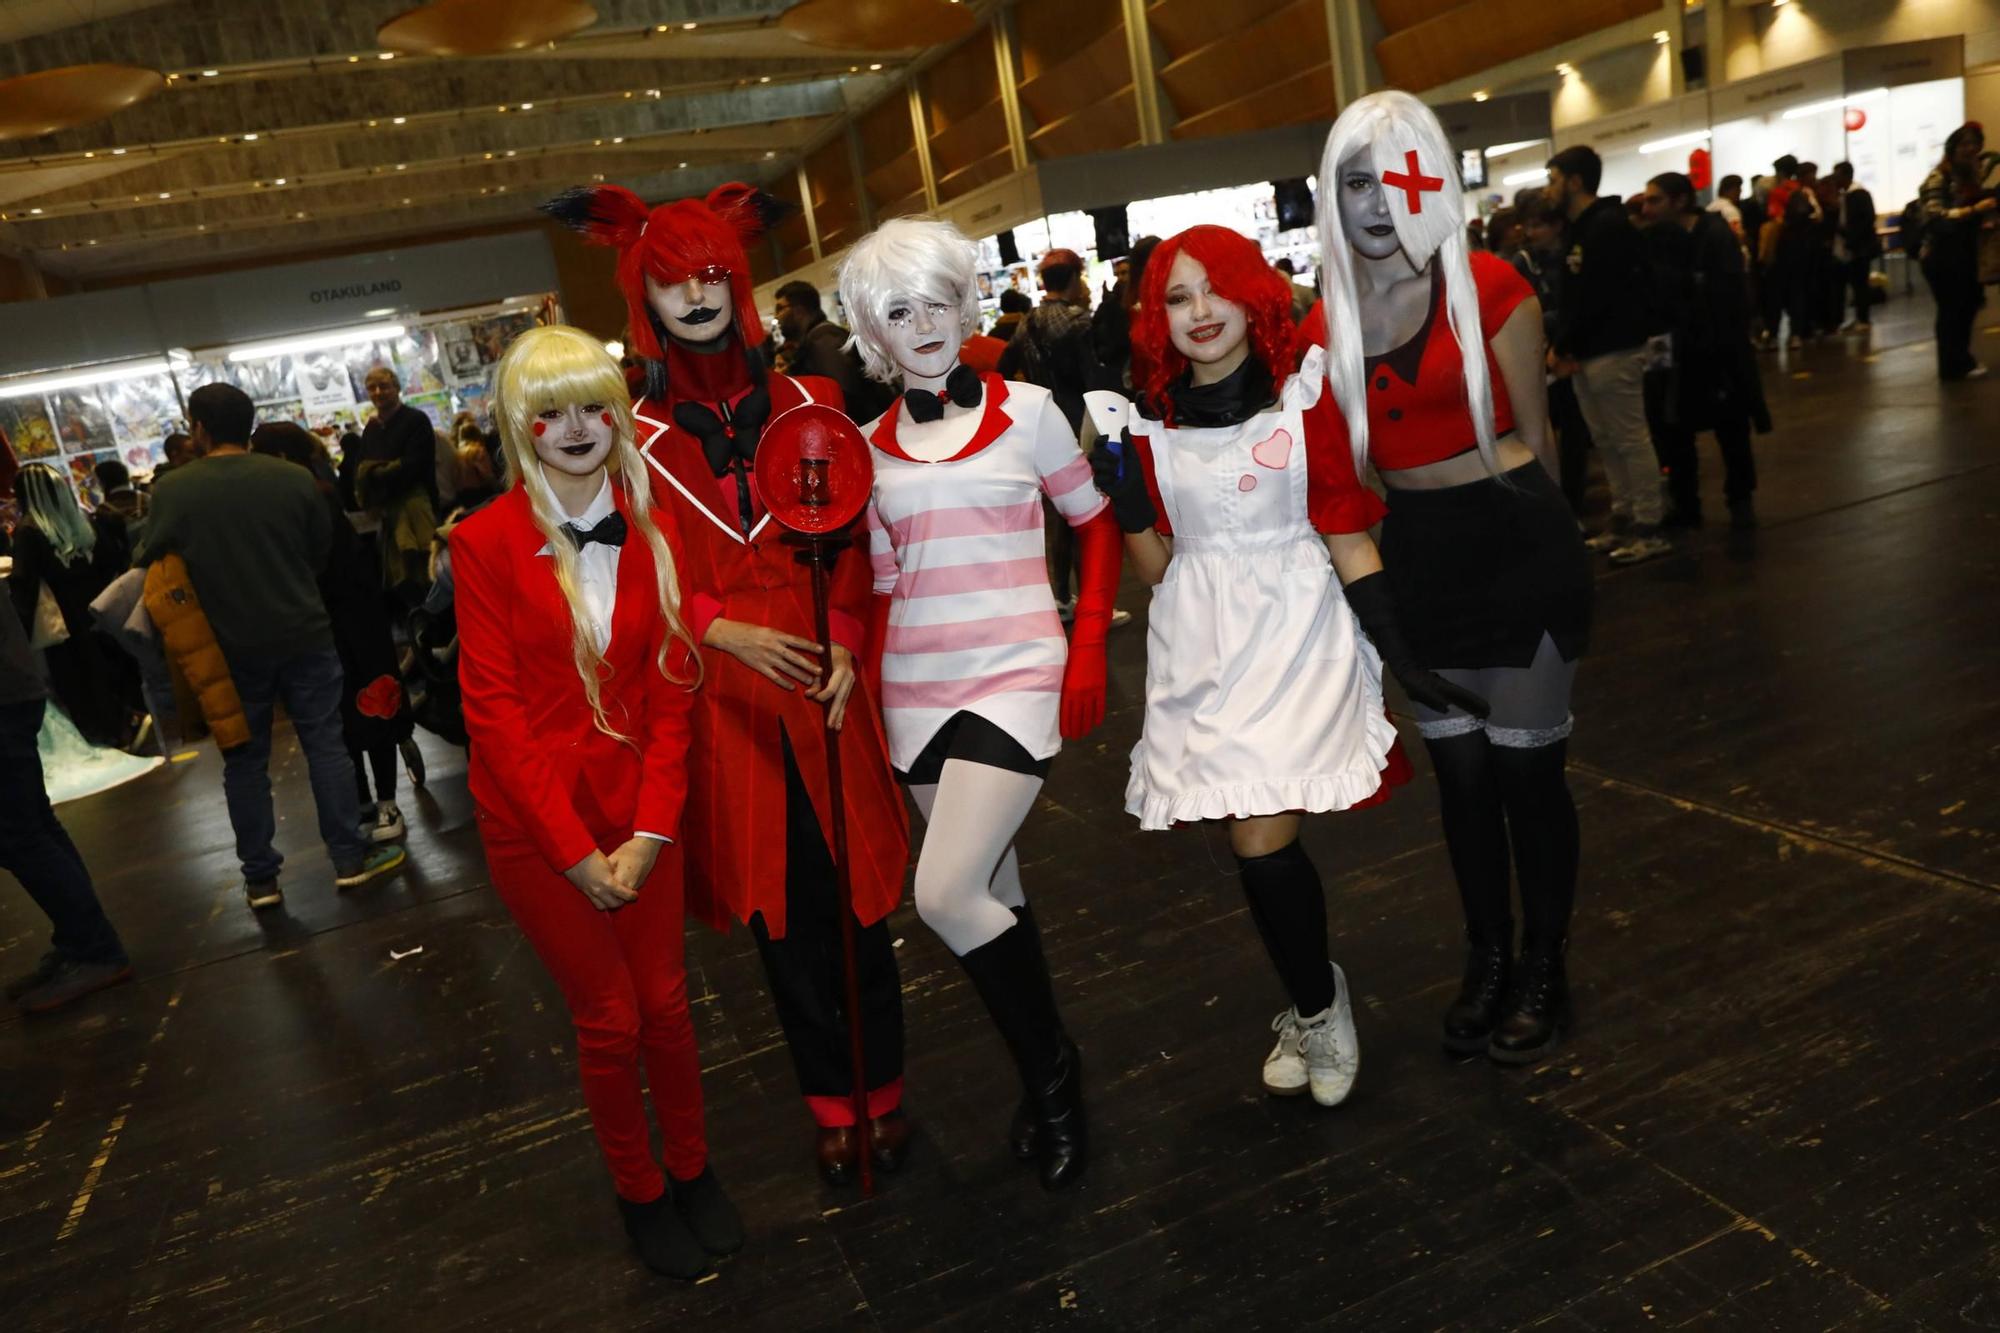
[645,268,734,344]
[1337,147,1402,261]
[884,293,963,383]
[530,400,617,484]
[1161,251,1249,377]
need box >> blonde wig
[1315,89,1501,478]
[492,325,698,739]
[836,216,982,386]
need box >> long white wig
[836,216,982,385]
[1315,89,1500,478]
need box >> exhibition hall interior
[0,0,1995,1328]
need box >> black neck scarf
[1163,354,1276,429]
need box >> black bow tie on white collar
[902,364,983,424]
[562,511,627,550]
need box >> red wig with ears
[542,181,792,361]
[1132,225,1298,423]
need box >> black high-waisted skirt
[1378,462,1593,670]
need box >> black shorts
[894,710,1052,786]
[1378,462,1593,670]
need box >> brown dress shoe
[816,1125,857,1186]
[868,1109,912,1173]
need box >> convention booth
[0,231,562,505]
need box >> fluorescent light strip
[1502,168,1550,186]
[1638,129,1712,155]
[0,357,173,399]
[224,322,406,362]
[1781,86,1887,121]
[1486,138,1549,158]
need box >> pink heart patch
[1237,474,1258,492]
[1250,427,1293,470]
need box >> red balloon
[1688,145,1713,191]
[1844,106,1867,132]
[754,402,876,534]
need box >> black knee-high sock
[370,745,398,804]
[1490,740,1578,952]
[1235,841,1336,1016]
[1423,731,1514,947]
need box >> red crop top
[1299,251,1534,473]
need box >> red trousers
[479,812,707,1202]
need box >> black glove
[1342,571,1491,718]
[1088,429,1158,534]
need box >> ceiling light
[1502,168,1550,186]
[401,197,411,204]
[364,308,397,317]
[227,323,406,362]
[764,150,775,158]
[112,147,126,155]
[201,69,219,77]
[505,149,516,157]
[396,162,407,170]
[274,176,286,184]
[88,239,97,246]
[295,211,307,218]
[682,21,697,29]
[197,223,206,230]
[1486,138,1547,156]
[84,151,94,157]
[655,23,668,31]
[679,161,688,168]
[1555,62,1574,76]
[605,339,625,359]
[1781,87,1886,120]
[28,207,43,215]
[158,191,171,199]
[519,102,533,110]
[392,116,406,124]
[611,136,624,144]
[1654,30,1670,43]
[869,63,883,71]
[0,357,175,399]
[495,185,506,193]
[242,132,258,141]
[1473,91,1489,103]
[378,52,395,60]
[1637,129,1711,154]
[759,76,770,83]
[348,55,360,63]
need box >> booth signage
[1843,37,1963,91]
[1708,56,1842,122]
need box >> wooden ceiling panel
[1146,0,1296,59]
[1156,0,1327,126]
[1170,62,1334,142]
[1017,24,1132,131]
[1028,87,1140,161]
[923,30,1000,127]
[933,141,1014,202]
[1376,0,1660,91]
[1014,0,1125,84]
[1371,0,1473,34]
[927,98,1008,193]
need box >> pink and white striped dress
[864,374,1107,772]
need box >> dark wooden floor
[3,306,1996,1332]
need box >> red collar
[662,334,752,404]
[869,372,1012,463]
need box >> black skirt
[1378,462,1592,670]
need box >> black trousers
[1842,257,1873,325]
[748,738,905,1123]
[1549,378,1594,517]
[0,700,127,966]
[1923,255,1985,380]
[1653,399,1757,514]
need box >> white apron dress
[1125,350,1398,830]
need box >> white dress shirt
[542,474,668,846]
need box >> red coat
[635,373,909,937]
[454,485,697,874]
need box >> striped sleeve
[1031,393,1108,528]
[865,496,899,595]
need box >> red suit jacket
[454,484,697,874]
[636,371,909,937]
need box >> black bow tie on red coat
[561,511,627,550]
[673,387,773,477]
[902,364,983,423]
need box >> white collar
[538,474,616,555]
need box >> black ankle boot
[1442,940,1512,1056]
[1488,942,1569,1065]
[671,1165,744,1256]
[958,919,1086,1187]
[1030,1037,1088,1190]
[617,1191,709,1279]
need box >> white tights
[907,759,1039,957]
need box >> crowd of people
[0,90,1992,1285]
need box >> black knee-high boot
[1424,732,1516,1054]
[957,918,1086,1189]
[1007,904,1047,1162]
[1234,840,1336,1017]
[1488,739,1579,1063]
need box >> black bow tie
[902,364,983,424]
[674,388,772,478]
[562,511,627,551]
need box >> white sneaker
[1608,534,1673,565]
[1582,530,1623,552]
[1109,609,1132,628]
[1263,1009,1310,1096]
[1297,964,1360,1108]
[1262,964,1361,1106]
[369,801,407,844]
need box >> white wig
[1315,89,1499,478]
[836,215,982,385]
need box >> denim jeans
[0,699,128,965]
[220,646,367,882]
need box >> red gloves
[1060,508,1123,739]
